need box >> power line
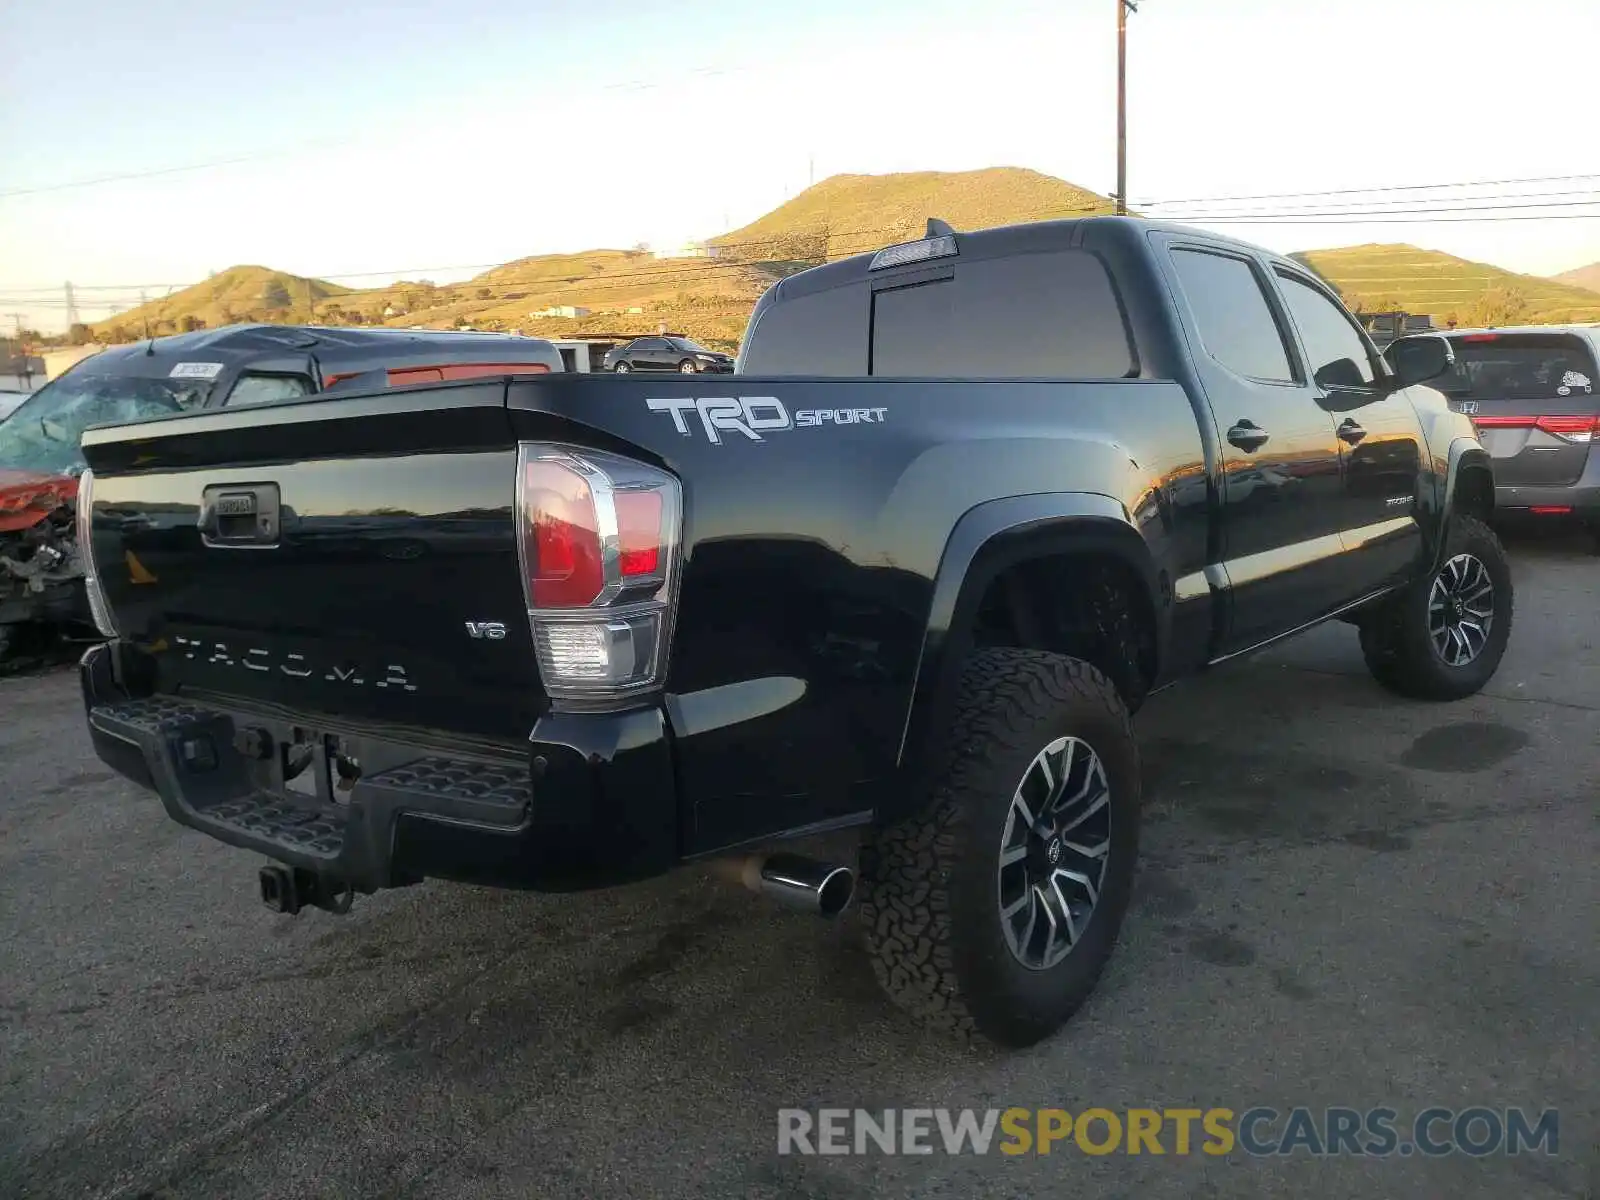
[0,63,769,204]
[1136,172,1600,207]
[0,141,357,201]
[1142,185,1600,216]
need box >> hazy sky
[2,0,1597,331]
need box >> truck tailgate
[80,383,542,746]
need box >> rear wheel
[858,649,1140,1047]
[1359,514,1513,700]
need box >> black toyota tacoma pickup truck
[75,216,1508,1047]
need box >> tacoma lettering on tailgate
[170,636,417,691]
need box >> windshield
[0,372,211,475]
[667,337,711,353]
[1437,334,1598,402]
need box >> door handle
[1226,420,1270,452]
[1337,418,1367,445]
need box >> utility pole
[64,281,81,328]
[1116,0,1137,215]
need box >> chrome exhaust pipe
[716,852,855,918]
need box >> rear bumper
[1495,482,1600,517]
[80,641,679,893]
[1494,451,1600,517]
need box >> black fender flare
[1436,437,1494,566]
[889,492,1166,813]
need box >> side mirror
[1385,335,1454,389]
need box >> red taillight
[616,491,664,578]
[1460,333,1500,343]
[1535,414,1599,439]
[1529,505,1573,515]
[1470,414,1598,442]
[514,444,682,706]
[522,459,605,608]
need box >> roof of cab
[759,215,1296,306]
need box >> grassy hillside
[1553,262,1600,294]
[88,170,1600,353]
[1292,244,1600,325]
[340,250,786,348]
[91,266,352,339]
[712,167,1116,262]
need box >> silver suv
[1392,325,1600,540]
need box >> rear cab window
[871,251,1134,377]
[740,246,1135,378]
[224,373,314,407]
[1435,332,1599,403]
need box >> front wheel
[678,359,698,374]
[1359,514,1513,700]
[614,361,631,374]
[858,649,1140,1047]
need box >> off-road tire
[858,648,1141,1048]
[1359,514,1513,700]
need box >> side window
[740,286,870,375]
[637,338,664,351]
[1169,249,1295,383]
[225,373,313,407]
[1275,272,1379,388]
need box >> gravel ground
[1,529,1595,1199]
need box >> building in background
[651,241,722,260]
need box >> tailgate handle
[199,483,282,548]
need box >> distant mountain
[90,266,352,339]
[1553,262,1600,294]
[711,167,1116,262]
[89,171,1600,353]
[1291,244,1600,325]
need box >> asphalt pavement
[1,529,1595,1199]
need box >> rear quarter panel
[508,375,1211,854]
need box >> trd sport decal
[647,396,888,444]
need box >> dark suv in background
[1391,325,1600,541]
[603,336,734,373]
